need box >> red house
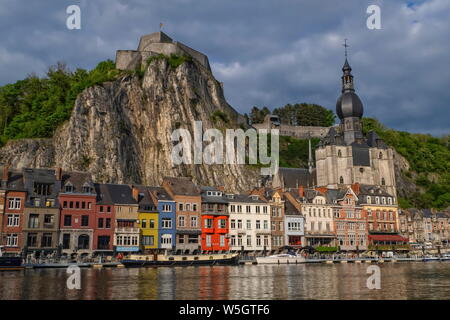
[59,171,97,257]
[92,183,115,254]
[1,167,26,255]
[200,187,229,252]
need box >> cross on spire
[343,39,349,58]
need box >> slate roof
[358,184,393,197]
[277,167,316,189]
[284,197,301,215]
[23,168,56,183]
[133,186,158,211]
[351,142,371,166]
[6,171,25,191]
[146,186,174,202]
[96,184,137,205]
[163,177,200,196]
[225,194,267,204]
[61,171,95,193]
[367,131,388,149]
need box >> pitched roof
[61,171,94,193]
[96,184,137,205]
[147,186,173,202]
[163,177,200,196]
[276,167,316,189]
[6,170,25,191]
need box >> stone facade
[116,31,211,72]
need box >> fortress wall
[116,50,142,70]
[252,123,329,139]
[174,41,211,71]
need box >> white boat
[423,255,440,262]
[256,253,305,264]
[440,253,450,261]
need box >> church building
[315,58,397,197]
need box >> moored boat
[0,246,24,271]
[423,255,440,262]
[256,253,306,264]
[121,253,239,267]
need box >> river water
[0,262,449,300]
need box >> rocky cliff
[0,57,260,191]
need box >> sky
[0,0,449,136]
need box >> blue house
[149,187,176,252]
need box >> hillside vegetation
[362,118,449,210]
[0,60,118,146]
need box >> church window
[381,178,386,185]
[379,152,383,159]
[338,150,342,157]
[339,176,344,184]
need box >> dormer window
[65,183,74,193]
[375,197,380,204]
[382,197,386,205]
[367,196,371,204]
[251,195,259,200]
[82,183,91,193]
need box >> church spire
[308,134,313,174]
[341,40,355,93]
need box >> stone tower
[315,58,397,196]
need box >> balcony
[116,227,139,234]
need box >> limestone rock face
[392,149,417,198]
[0,58,259,192]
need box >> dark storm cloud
[0,0,448,135]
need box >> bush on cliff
[0,60,118,145]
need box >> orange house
[200,187,229,252]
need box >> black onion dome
[336,91,364,119]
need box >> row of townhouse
[0,167,178,257]
[399,209,450,246]
[0,165,410,257]
[248,183,405,253]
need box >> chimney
[55,167,62,181]
[132,186,139,202]
[351,183,360,195]
[2,165,9,187]
[298,185,304,198]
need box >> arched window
[338,150,342,157]
[375,197,380,204]
[379,152,383,159]
[339,176,344,184]
[78,234,90,250]
[382,197,386,204]
[388,197,392,205]
[367,196,371,204]
[381,178,386,185]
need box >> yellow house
[135,187,159,252]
